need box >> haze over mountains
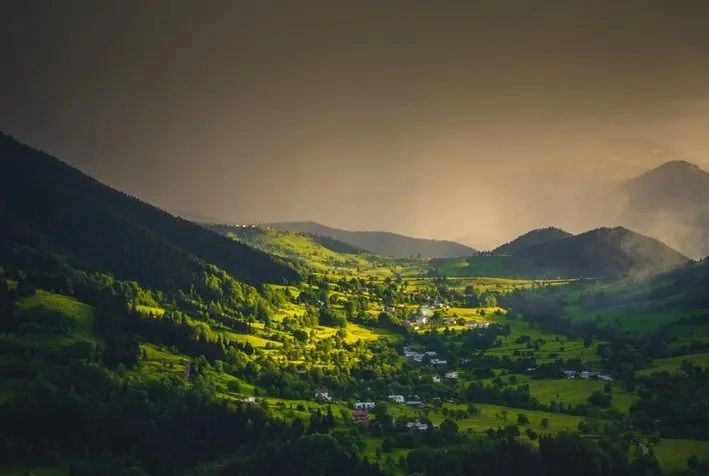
[263,221,476,259]
[617,160,709,259]
[508,226,690,279]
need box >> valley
[1,135,708,475]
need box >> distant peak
[656,160,701,170]
[627,159,709,184]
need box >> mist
[1,1,708,252]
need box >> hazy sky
[2,1,709,248]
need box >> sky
[2,0,709,249]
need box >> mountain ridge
[512,226,690,278]
[0,132,299,289]
[262,221,476,258]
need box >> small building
[432,375,441,383]
[354,401,376,410]
[388,394,405,404]
[445,371,458,379]
[406,420,429,431]
[430,358,448,365]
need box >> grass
[135,304,165,316]
[653,438,709,474]
[387,402,583,439]
[315,323,400,345]
[565,304,708,334]
[636,352,709,376]
[510,376,637,412]
[15,290,96,346]
[483,314,602,364]
[226,227,424,279]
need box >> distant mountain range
[508,226,690,278]
[262,221,476,258]
[493,227,573,255]
[617,160,709,259]
[0,133,298,289]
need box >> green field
[636,352,709,376]
[483,314,602,364]
[516,376,637,412]
[653,438,709,474]
[15,290,96,346]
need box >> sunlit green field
[483,314,603,364]
[15,290,97,346]
[506,375,638,412]
[387,401,583,437]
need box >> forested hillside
[0,133,298,290]
[493,227,573,255]
[511,227,689,278]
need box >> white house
[388,394,405,404]
[354,401,376,410]
[445,371,458,379]
[432,375,441,383]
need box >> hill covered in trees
[264,221,476,258]
[511,227,690,278]
[0,133,298,291]
[493,227,573,255]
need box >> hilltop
[264,221,476,258]
[493,227,573,255]
[512,226,690,278]
[206,224,402,276]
